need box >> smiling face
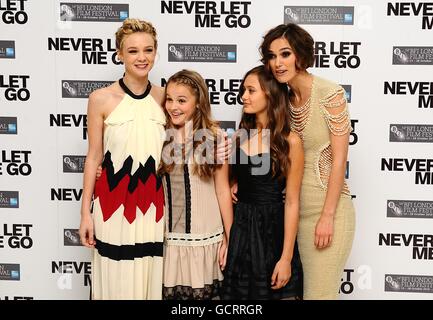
[165,82,197,128]
[241,74,268,117]
[117,32,156,78]
[267,37,298,84]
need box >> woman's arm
[271,132,304,289]
[214,161,233,243]
[79,90,106,248]
[214,159,234,270]
[315,90,351,249]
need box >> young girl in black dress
[222,65,303,300]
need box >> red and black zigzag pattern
[94,151,164,224]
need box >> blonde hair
[115,18,157,50]
[159,69,222,178]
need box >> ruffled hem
[163,241,224,292]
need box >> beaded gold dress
[289,75,355,300]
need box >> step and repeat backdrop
[0,0,432,300]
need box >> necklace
[289,97,311,137]
[288,76,314,137]
[119,78,152,99]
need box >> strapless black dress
[222,148,303,300]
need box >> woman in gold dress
[259,23,356,299]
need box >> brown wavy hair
[260,23,314,71]
[238,65,291,178]
[159,69,222,178]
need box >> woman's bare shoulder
[88,82,123,114]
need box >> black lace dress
[222,148,303,300]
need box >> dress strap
[119,78,152,99]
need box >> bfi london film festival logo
[381,158,433,185]
[314,41,361,68]
[64,229,81,246]
[0,40,15,58]
[387,2,433,30]
[385,274,433,293]
[284,6,354,25]
[0,263,20,280]
[0,117,17,134]
[0,191,19,208]
[50,114,87,140]
[161,77,242,107]
[0,150,32,176]
[161,1,251,28]
[0,224,33,249]
[61,80,113,98]
[59,3,128,22]
[390,124,433,143]
[379,232,433,260]
[0,0,29,24]
[393,46,433,65]
[387,200,433,219]
[0,75,30,101]
[63,155,86,173]
[168,44,236,63]
[384,81,433,109]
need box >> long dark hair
[238,65,291,178]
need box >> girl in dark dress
[222,65,304,300]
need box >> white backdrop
[1,0,432,300]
